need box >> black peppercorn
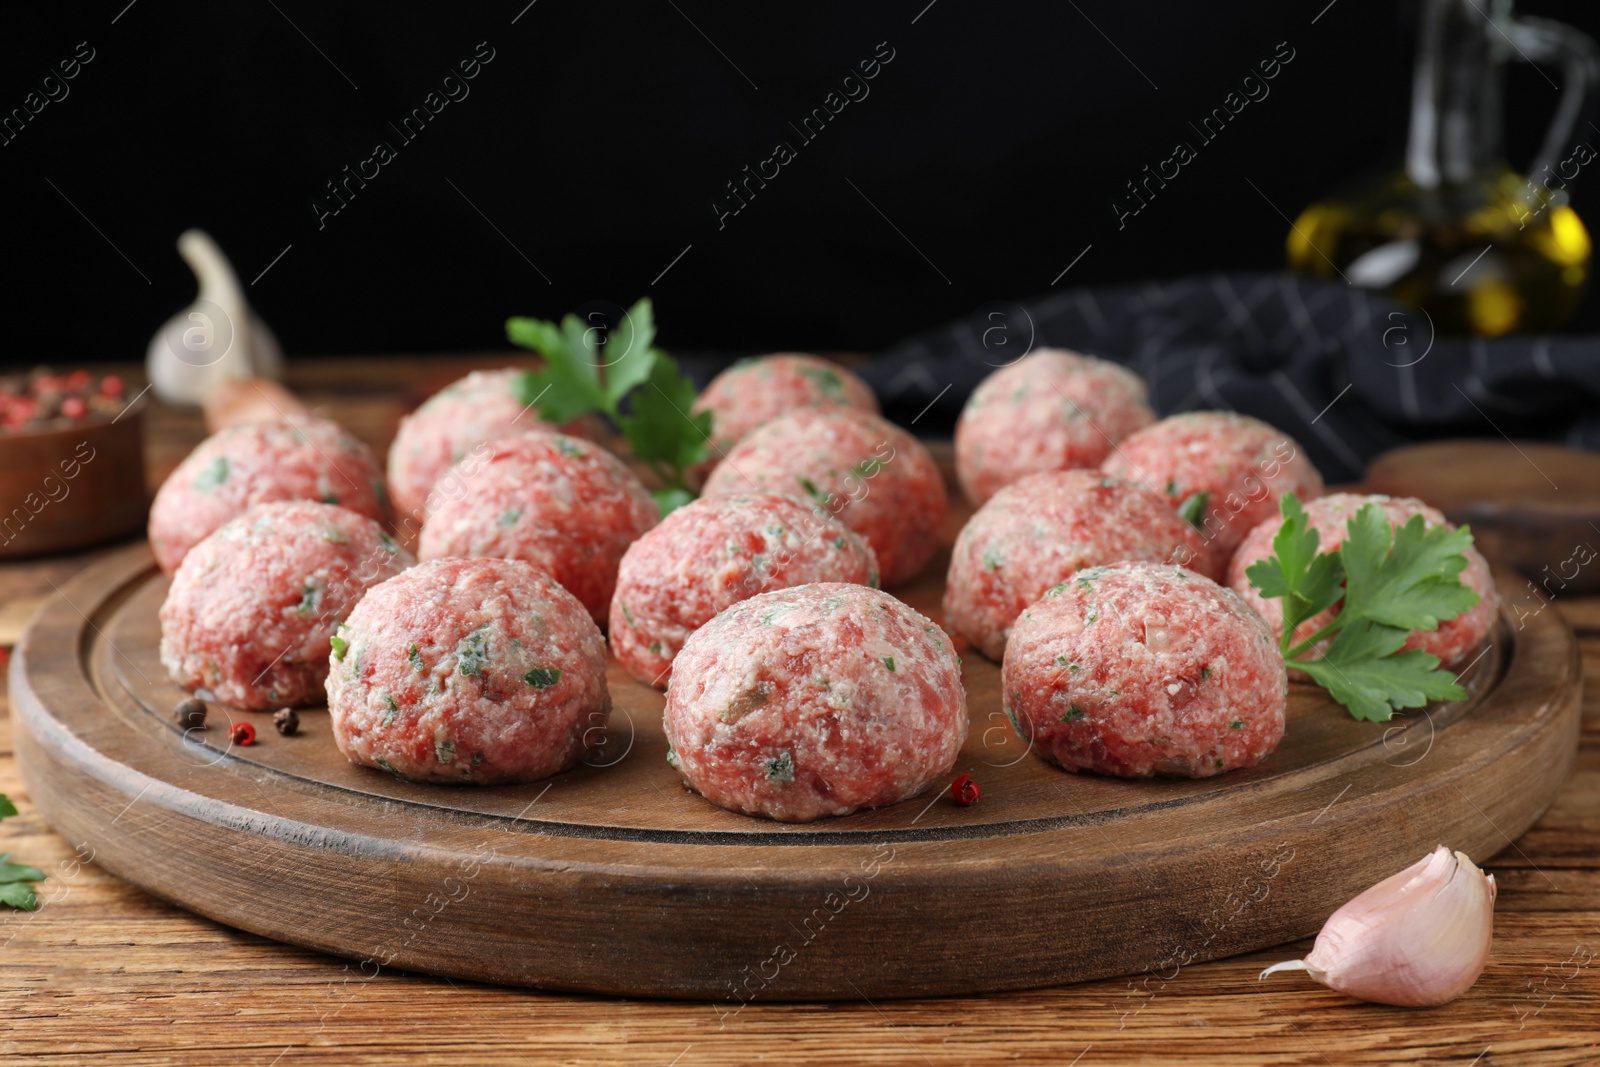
[173,698,207,729]
[273,708,300,736]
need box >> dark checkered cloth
[856,273,1600,482]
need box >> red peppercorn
[229,722,256,746]
[61,396,87,419]
[100,374,125,397]
[950,773,980,806]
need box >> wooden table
[2,359,1597,1066]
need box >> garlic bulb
[147,229,283,405]
[1260,845,1496,1007]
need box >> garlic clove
[147,229,283,406]
[1260,844,1496,1007]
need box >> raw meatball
[418,432,656,624]
[610,493,880,688]
[701,409,948,587]
[690,354,879,486]
[944,470,1219,661]
[326,557,609,785]
[1228,493,1499,668]
[387,368,594,524]
[159,502,413,710]
[1101,411,1325,561]
[149,416,389,575]
[1003,562,1287,778]
[954,349,1154,506]
[663,583,967,822]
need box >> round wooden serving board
[10,538,1581,1001]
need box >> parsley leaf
[652,486,695,516]
[600,300,658,405]
[511,342,606,426]
[505,316,568,364]
[1340,506,1481,633]
[561,313,601,375]
[523,666,561,688]
[456,627,489,677]
[619,352,711,472]
[1246,493,1480,722]
[764,752,795,784]
[507,297,709,516]
[193,456,229,492]
[1297,623,1466,722]
[1245,492,1345,648]
[0,856,46,885]
[1177,490,1211,530]
[0,796,45,909]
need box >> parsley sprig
[1245,493,1482,722]
[0,794,45,910]
[506,298,711,516]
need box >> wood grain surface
[2,359,1599,1064]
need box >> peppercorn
[229,721,256,746]
[173,698,207,730]
[273,708,300,736]
[950,773,980,806]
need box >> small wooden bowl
[0,411,148,559]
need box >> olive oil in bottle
[1288,0,1597,336]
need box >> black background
[4,0,1599,367]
